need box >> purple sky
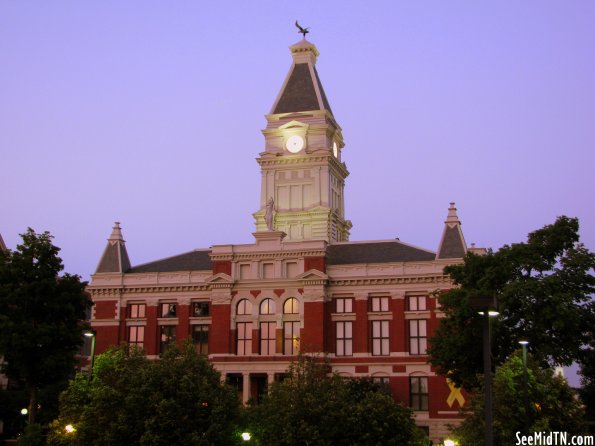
[1,4,594,290]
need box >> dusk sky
[2,1,594,284]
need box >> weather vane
[295,21,309,38]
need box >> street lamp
[470,295,499,446]
[444,439,456,446]
[518,340,529,432]
[83,329,96,373]
[241,432,251,441]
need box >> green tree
[579,342,595,434]
[0,228,90,425]
[245,355,426,446]
[429,216,595,389]
[48,343,240,446]
[453,352,586,446]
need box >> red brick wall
[94,325,120,354]
[302,301,324,351]
[304,256,325,273]
[145,305,158,355]
[354,299,368,354]
[94,300,117,319]
[177,303,190,347]
[212,260,232,276]
[392,298,406,352]
[210,304,231,354]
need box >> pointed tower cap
[0,232,7,252]
[271,39,333,115]
[95,222,132,274]
[437,202,467,260]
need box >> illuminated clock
[286,135,305,153]
[333,141,338,157]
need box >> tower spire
[95,222,131,273]
[436,203,467,260]
[0,232,6,252]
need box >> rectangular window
[128,326,145,348]
[409,320,428,355]
[408,296,427,311]
[335,321,353,356]
[285,262,299,278]
[283,321,300,355]
[260,322,276,355]
[371,296,389,312]
[237,322,252,356]
[192,325,209,355]
[129,303,146,318]
[239,264,251,279]
[191,302,210,317]
[410,377,429,411]
[371,320,389,355]
[335,297,353,313]
[160,303,177,318]
[159,325,176,353]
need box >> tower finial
[295,21,310,39]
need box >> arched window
[260,298,275,315]
[237,299,252,315]
[283,297,299,314]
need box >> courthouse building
[87,37,481,441]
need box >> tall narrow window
[260,298,275,315]
[128,326,144,349]
[283,298,299,314]
[159,325,176,353]
[192,325,209,355]
[370,297,389,312]
[335,297,353,313]
[260,322,276,355]
[410,377,429,411]
[237,322,252,355]
[409,320,427,355]
[237,299,252,315]
[283,321,300,355]
[371,320,389,355]
[335,321,353,356]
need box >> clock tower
[253,39,352,243]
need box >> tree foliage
[47,343,240,446]
[0,228,90,424]
[429,216,595,389]
[579,343,595,434]
[245,355,427,446]
[453,352,586,446]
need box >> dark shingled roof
[327,241,436,265]
[274,63,332,114]
[128,250,212,273]
[96,242,131,274]
[437,226,466,259]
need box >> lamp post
[469,295,499,446]
[83,329,96,373]
[519,340,529,432]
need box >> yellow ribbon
[446,379,465,408]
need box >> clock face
[333,141,338,157]
[286,135,304,153]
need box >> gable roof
[326,240,436,265]
[128,250,212,273]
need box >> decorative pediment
[279,120,309,132]
[205,273,233,288]
[297,269,328,281]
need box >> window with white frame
[283,297,299,314]
[159,325,176,353]
[408,296,427,311]
[260,321,276,355]
[370,296,389,312]
[371,320,389,355]
[283,321,300,355]
[192,325,209,355]
[335,321,353,356]
[128,326,144,349]
[409,320,428,355]
[410,376,429,411]
[159,303,177,318]
[236,322,252,355]
[335,297,353,313]
[236,299,252,315]
[128,303,146,319]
